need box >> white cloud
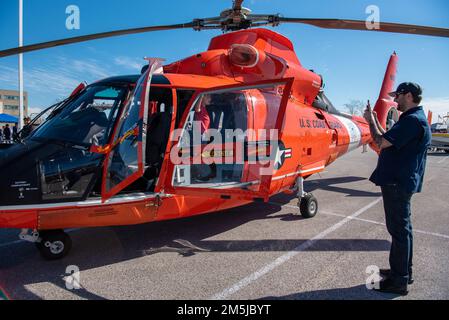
[114,56,144,71]
[0,57,112,107]
[71,59,110,79]
[0,66,19,87]
[28,107,44,117]
[25,66,80,96]
[422,97,449,123]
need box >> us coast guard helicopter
[0,0,448,259]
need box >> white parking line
[279,203,449,240]
[319,210,449,240]
[0,239,23,248]
[437,156,448,164]
[211,197,382,300]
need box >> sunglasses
[394,92,407,98]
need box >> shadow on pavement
[259,284,399,300]
[0,175,384,299]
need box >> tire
[300,193,318,218]
[445,150,449,154]
[36,230,72,260]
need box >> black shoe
[373,278,408,296]
[379,269,414,285]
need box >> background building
[0,89,28,119]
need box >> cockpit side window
[313,91,341,115]
[31,85,128,147]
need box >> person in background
[13,123,18,138]
[194,94,211,138]
[3,124,11,141]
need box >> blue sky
[1,0,448,121]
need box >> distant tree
[344,100,365,116]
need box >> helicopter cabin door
[163,78,293,202]
[101,61,162,202]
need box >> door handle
[145,195,162,207]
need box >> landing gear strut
[35,230,72,260]
[296,176,318,218]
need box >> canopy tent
[0,114,18,123]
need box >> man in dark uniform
[364,82,431,295]
[12,123,18,136]
[3,124,11,141]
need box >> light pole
[18,0,24,130]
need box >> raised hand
[363,100,373,123]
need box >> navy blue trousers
[381,185,413,287]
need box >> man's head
[389,82,422,112]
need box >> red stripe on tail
[427,110,433,125]
[369,52,399,153]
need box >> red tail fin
[369,53,399,153]
[427,110,433,125]
[373,52,398,130]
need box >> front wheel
[299,193,318,218]
[36,230,72,260]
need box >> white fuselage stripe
[334,115,362,151]
[272,166,325,181]
[0,193,161,211]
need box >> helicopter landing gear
[35,230,72,260]
[296,176,318,218]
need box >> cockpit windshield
[31,84,128,147]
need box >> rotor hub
[220,7,252,18]
[219,7,253,31]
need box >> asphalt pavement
[1,149,448,300]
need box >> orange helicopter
[1,0,448,260]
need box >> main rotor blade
[0,22,196,58]
[278,18,449,38]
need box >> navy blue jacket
[369,106,431,193]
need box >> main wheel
[299,193,318,218]
[36,230,72,260]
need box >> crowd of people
[0,117,30,143]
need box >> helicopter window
[174,90,248,186]
[39,148,101,201]
[103,73,149,194]
[18,102,63,141]
[313,91,341,115]
[171,82,289,192]
[125,87,174,192]
[31,85,128,147]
